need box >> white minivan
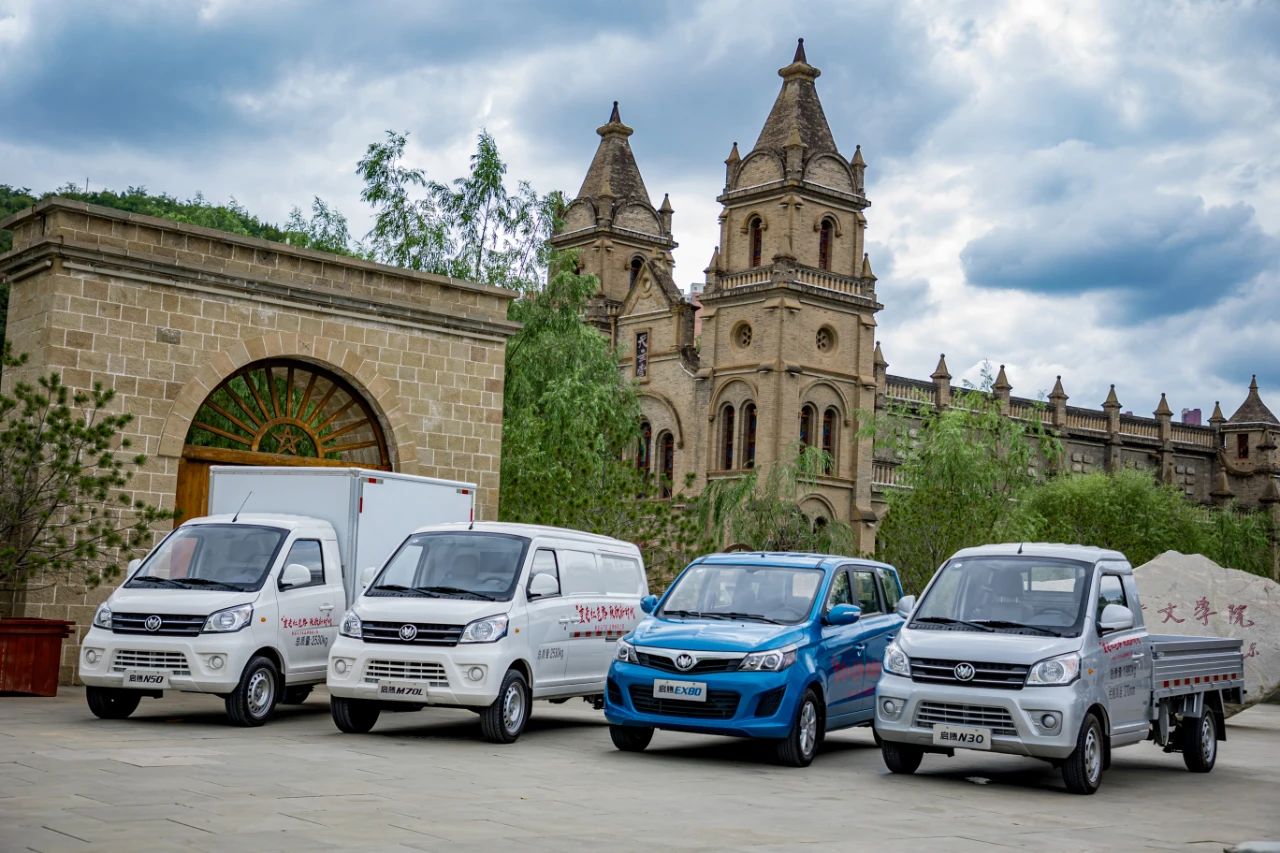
[327,522,648,743]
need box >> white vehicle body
[78,467,474,725]
[327,522,647,741]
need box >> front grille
[112,649,191,676]
[364,660,449,687]
[111,613,204,636]
[911,658,1028,690]
[628,685,739,719]
[606,679,623,706]
[915,702,1017,736]
[754,687,786,718]
[361,621,463,646]
[635,651,743,675]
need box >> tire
[282,685,313,705]
[880,739,923,775]
[1180,711,1217,773]
[86,686,141,720]
[1061,713,1105,795]
[330,696,381,734]
[224,655,280,727]
[775,688,821,767]
[480,669,530,744]
[610,725,654,752]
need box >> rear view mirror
[528,572,559,599]
[896,595,916,619]
[359,566,378,589]
[640,594,659,615]
[1098,603,1134,634]
[126,558,142,578]
[279,563,312,589]
[826,603,862,625]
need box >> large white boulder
[1134,551,1278,710]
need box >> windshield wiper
[127,575,185,588]
[911,616,994,632]
[972,620,1063,637]
[174,578,245,591]
[710,611,783,624]
[662,609,706,619]
[370,583,438,597]
[416,585,497,601]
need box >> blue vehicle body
[605,552,905,744]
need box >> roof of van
[408,521,639,550]
[950,542,1129,564]
[693,552,897,572]
[182,514,331,530]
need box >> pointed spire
[658,193,673,213]
[1228,374,1279,425]
[851,144,866,167]
[1210,401,1226,426]
[1154,393,1173,417]
[860,253,876,279]
[931,354,951,381]
[705,246,720,272]
[1103,384,1121,409]
[993,364,1011,392]
[1050,375,1067,402]
[725,141,740,164]
[608,100,621,124]
[751,39,836,157]
[793,37,807,64]
[575,100,651,207]
[873,340,887,367]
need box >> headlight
[1027,652,1081,686]
[739,645,797,672]
[460,614,509,644]
[203,604,252,633]
[615,638,638,663]
[339,610,362,639]
[92,604,112,630]
[883,641,911,677]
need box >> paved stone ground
[1,688,1277,852]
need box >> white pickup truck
[874,543,1245,794]
[78,466,474,726]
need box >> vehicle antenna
[231,491,254,523]
[468,517,475,531]
[1017,541,1024,554]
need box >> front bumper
[325,635,513,708]
[77,626,257,693]
[604,660,798,739]
[874,672,1086,759]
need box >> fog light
[334,659,348,675]
[880,698,902,719]
[1040,713,1059,729]
[467,666,485,682]
[209,655,225,670]
[85,649,99,665]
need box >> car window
[530,549,560,596]
[879,569,902,609]
[600,554,644,596]
[852,569,883,614]
[282,540,324,587]
[827,570,852,608]
[1097,574,1127,620]
[560,550,602,595]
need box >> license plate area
[653,678,707,702]
[932,724,992,750]
[377,680,428,700]
[122,669,170,689]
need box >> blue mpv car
[605,552,905,766]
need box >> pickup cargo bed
[1148,635,1244,701]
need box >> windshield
[126,524,287,592]
[911,555,1092,637]
[368,532,530,601]
[659,564,823,625]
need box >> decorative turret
[992,364,1011,414]
[1103,384,1121,411]
[1155,393,1173,418]
[851,145,866,195]
[931,354,951,409]
[873,340,888,388]
[1049,376,1068,429]
[1210,401,1226,427]
[1228,375,1278,425]
[860,253,876,280]
[658,193,673,236]
[724,141,741,189]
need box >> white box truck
[78,466,475,727]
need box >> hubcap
[799,700,818,757]
[247,668,274,717]
[1084,725,1101,784]
[503,683,525,734]
[1200,716,1216,763]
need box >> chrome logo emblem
[144,615,162,632]
[674,653,696,671]
[399,624,418,642]
[953,662,976,681]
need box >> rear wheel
[480,669,530,744]
[1061,713,1104,794]
[880,739,923,774]
[330,696,381,733]
[282,685,313,705]
[1181,711,1217,773]
[775,688,821,767]
[610,725,654,752]
[225,655,280,727]
[86,686,141,720]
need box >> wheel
[880,739,923,774]
[86,686,141,720]
[1061,713,1105,794]
[330,696,381,733]
[1180,711,1217,773]
[282,685,313,705]
[775,688,821,767]
[480,669,530,744]
[224,655,280,727]
[610,725,654,752]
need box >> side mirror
[528,572,560,599]
[640,594,659,615]
[126,558,142,578]
[1098,603,1134,634]
[896,595,917,619]
[280,563,312,589]
[359,566,379,589]
[826,603,862,626]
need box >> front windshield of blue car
[659,564,823,625]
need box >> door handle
[319,604,334,612]
[1132,652,1145,660]
[558,617,576,625]
[854,643,866,653]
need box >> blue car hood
[630,617,807,652]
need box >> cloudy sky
[2,0,1277,418]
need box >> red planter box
[0,618,76,697]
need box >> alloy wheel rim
[503,683,525,734]
[1084,726,1101,784]
[799,700,817,757]
[247,669,273,717]
[1201,716,1215,763]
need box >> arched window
[742,403,758,469]
[637,420,652,475]
[748,216,763,268]
[721,405,736,470]
[818,218,834,270]
[821,407,837,475]
[658,431,675,498]
[629,256,644,288]
[799,404,816,448]
[1237,434,1249,460]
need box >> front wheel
[225,655,280,727]
[1061,713,1105,795]
[610,725,654,752]
[480,669,530,744]
[775,688,821,767]
[880,739,923,774]
[330,696,381,733]
[86,686,141,720]
[1181,711,1217,773]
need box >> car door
[1097,570,1148,736]
[524,548,570,690]
[818,568,863,725]
[850,567,897,715]
[276,537,340,679]
[559,549,613,685]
